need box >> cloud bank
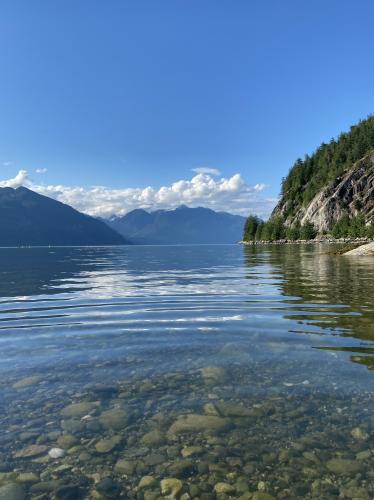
[0,170,277,219]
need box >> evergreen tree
[243,215,262,241]
[280,115,374,219]
[300,221,317,240]
[286,221,301,240]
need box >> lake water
[0,245,373,499]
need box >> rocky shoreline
[344,241,374,256]
[240,237,373,246]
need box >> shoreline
[240,237,373,246]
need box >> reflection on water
[0,245,373,499]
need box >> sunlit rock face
[273,152,374,231]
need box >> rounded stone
[48,448,66,459]
[138,476,157,489]
[12,376,42,389]
[160,478,183,498]
[95,435,122,454]
[141,429,165,447]
[0,483,26,500]
[61,402,96,418]
[326,458,362,475]
[98,408,128,430]
[13,445,48,459]
[16,472,39,483]
[114,459,136,475]
[168,414,230,435]
[214,482,236,494]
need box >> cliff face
[272,152,374,231]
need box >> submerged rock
[200,367,227,385]
[12,376,42,389]
[95,435,122,454]
[57,434,79,449]
[181,446,204,458]
[114,459,136,475]
[0,483,26,500]
[16,472,39,483]
[351,427,369,441]
[211,401,254,418]
[167,460,196,478]
[160,478,183,498]
[168,414,230,435]
[61,402,97,418]
[326,458,362,475]
[214,482,236,494]
[98,408,128,430]
[48,448,65,459]
[141,429,165,447]
[0,483,25,500]
[252,493,275,500]
[13,445,48,459]
[138,476,157,489]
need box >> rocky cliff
[272,151,374,232]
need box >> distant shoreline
[240,237,373,246]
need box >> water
[0,244,373,499]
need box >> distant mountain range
[108,205,246,244]
[0,187,127,246]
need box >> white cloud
[192,167,221,176]
[0,169,277,219]
[35,168,48,174]
[0,170,28,188]
[2,161,13,167]
[253,183,267,192]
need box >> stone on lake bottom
[160,478,183,498]
[13,445,48,459]
[95,435,122,454]
[61,402,97,418]
[48,448,65,459]
[168,414,230,435]
[214,482,236,494]
[12,376,42,389]
[326,458,362,475]
[138,476,156,489]
[0,483,26,500]
[98,408,128,430]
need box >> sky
[1,0,374,218]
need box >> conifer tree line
[280,115,374,218]
[243,215,374,242]
[243,216,317,242]
[243,115,374,242]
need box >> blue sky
[1,0,374,217]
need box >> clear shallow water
[0,245,373,499]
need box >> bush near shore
[243,215,374,243]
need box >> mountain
[243,115,374,242]
[109,205,246,244]
[0,186,127,246]
[286,152,374,231]
[273,115,374,233]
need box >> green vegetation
[332,215,374,238]
[280,115,374,218]
[243,216,317,242]
[243,115,374,243]
[243,213,374,242]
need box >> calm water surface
[0,245,373,499]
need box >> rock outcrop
[344,241,374,256]
[272,152,374,232]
